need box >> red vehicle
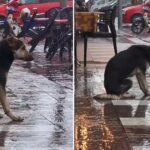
[0,0,72,21]
[123,0,150,23]
[67,0,73,7]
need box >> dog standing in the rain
[94,45,150,100]
[0,36,33,121]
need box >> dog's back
[104,45,150,94]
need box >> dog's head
[6,36,33,61]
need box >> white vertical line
[72,1,75,150]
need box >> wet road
[75,65,150,150]
[75,66,130,150]
[0,44,73,150]
[75,34,150,150]
[121,25,150,44]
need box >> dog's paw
[93,94,109,100]
[121,93,136,99]
[93,94,120,100]
[143,95,150,100]
[12,116,24,122]
[0,114,3,119]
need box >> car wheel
[131,14,143,23]
[131,20,145,34]
[0,15,6,21]
[0,16,7,39]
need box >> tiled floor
[76,37,115,64]
[75,35,150,150]
[75,64,150,150]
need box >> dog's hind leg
[119,79,133,94]
[0,113,3,118]
[112,79,135,98]
[0,86,23,121]
[107,79,132,95]
[93,93,120,100]
[136,68,150,96]
[97,79,133,100]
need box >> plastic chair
[75,5,117,67]
[29,7,59,52]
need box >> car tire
[0,15,6,19]
[131,16,145,34]
[0,16,7,39]
[131,14,143,23]
[131,22,145,34]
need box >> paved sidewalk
[75,33,150,150]
[75,64,150,150]
[0,45,73,150]
[76,31,150,65]
[76,37,115,64]
[121,25,150,43]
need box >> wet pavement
[75,32,150,150]
[121,24,150,44]
[0,43,73,150]
[76,25,150,65]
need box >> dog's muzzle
[14,45,33,61]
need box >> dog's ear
[6,36,23,50]
[7,33,18,39]
[7,36,18,44]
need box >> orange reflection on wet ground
[75,66,131,150]
[75,115,89,150]
[75,99,115,150]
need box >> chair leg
[75,32,77,67]
[59,46,64,62]
[110,23,117,55]
[29,41,39,52]
[44,38,49,53]
[59,42,68,62]
[68,39,72,63]
[112,35,117,55]
[83,34,88,67]
[47,47,58,60]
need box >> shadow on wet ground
[0,44,73,150]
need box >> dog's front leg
[93,93,121,100]
[136,68,150,96]
[0,86,23,121]
[0,113,3,118]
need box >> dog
[94,45,150,100]
[0,36,33,121]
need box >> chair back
[75,4,117,33]
[45,7,61,19]
[75,12,97,32]
[99,5,117,25]
[60,7,73,26]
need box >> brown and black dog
[0,36,33,121]
[94,45,150,100]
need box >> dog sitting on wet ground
[94,45,150,100]
[0,36,33,121]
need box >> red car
[0,0,72,20]
[123,0,150,23]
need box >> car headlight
[122,10,126,15]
